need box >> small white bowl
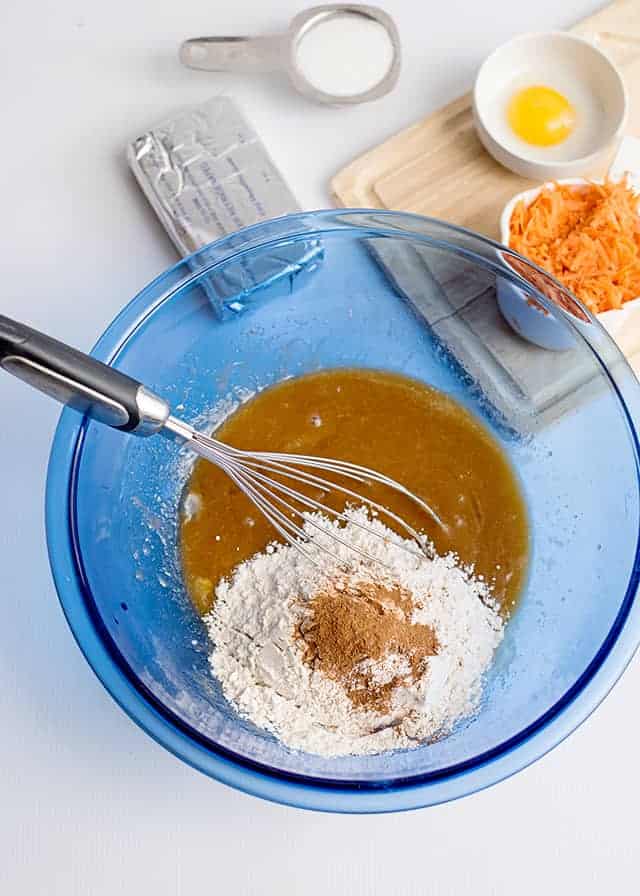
[499,179,640,352]
[473,32,627,180]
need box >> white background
[0,1,636,893]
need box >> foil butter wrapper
[127,96,322,315]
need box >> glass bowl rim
[45,209,640,813]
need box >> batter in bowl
[181,368,528,617]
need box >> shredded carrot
[509,179,640,314]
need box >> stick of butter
[127,95,322,315]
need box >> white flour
[205,507,504,757]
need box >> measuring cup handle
[179,35,286,74]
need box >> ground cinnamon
[296,580,438,712]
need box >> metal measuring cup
[179,4,401,105]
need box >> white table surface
[1,1,637,893]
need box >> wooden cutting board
[331,0,640,241]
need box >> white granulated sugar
[295,13,394,98]
[182,492,202,522]
[205,507,504,757]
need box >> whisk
[0,315,444,565]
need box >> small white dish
[473,32,627,180]
[499,172,640,353]
[495,268,581,352]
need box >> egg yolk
[507,86,576,147]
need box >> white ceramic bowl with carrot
[498,138,640,353]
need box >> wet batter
[181,369,529,616]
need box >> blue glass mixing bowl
[46,210,640,813]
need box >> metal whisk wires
[0,313,444,569]
[165,416,444,567]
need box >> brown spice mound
[296,581,439,713]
